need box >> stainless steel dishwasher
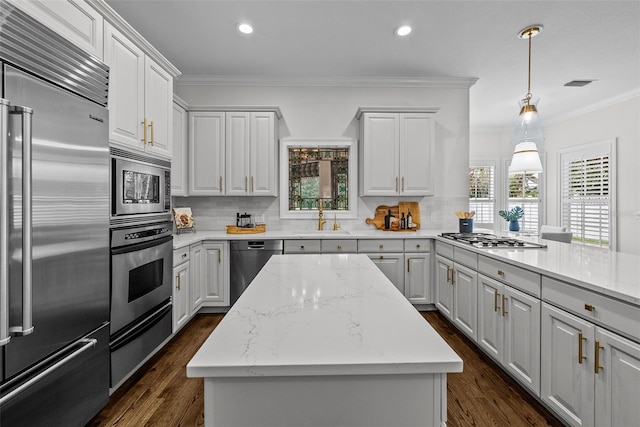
[230,240,284,305]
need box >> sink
[292,230,350,236]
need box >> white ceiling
[105,0,640,132]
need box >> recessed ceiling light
[237,23,253,34]
[395,25,412,37]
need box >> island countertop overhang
[187,254,463,378]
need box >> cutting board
[365,202,420,231]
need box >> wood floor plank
[89,312,565,427]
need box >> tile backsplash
[172,195,467,232]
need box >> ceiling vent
[564,80,595,87]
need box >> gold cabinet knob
[584,303,595,312]
[497,269,505,276]
[379,244,384,249]
[337,245,342,250]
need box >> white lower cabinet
[541,302,640,427]
[478,274,540,395]
[366,253,404,294]
[172,246,191,333]
[435,255,454,319]
[189,243,204,311]
[404,239,432,304]
[201,242,230,306]
[451,263,477,341]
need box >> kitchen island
[187,253,463,427]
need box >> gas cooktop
[440,233,547,249]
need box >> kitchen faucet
[318,202,327,231]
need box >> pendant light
[512,25,545,146]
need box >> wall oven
[109,220,173,388]
[111,147,171,222]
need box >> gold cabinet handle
[141,118,148,144]
[595,340,604,374]
[379,244,384,249]
[494,290,500,312]
[584,303,595,312]
[245,176,248,192]
[337,245,342,250]
[402,176,405,192]
[395,177,399,192]
[176,274,181,291]
[446,266,451,283]
[218,249,221,264]
[149,120,154,145]
[578,332,587,364]
[219,176,223,192]
[251,176,254,192]
[407,258,410,272]
[451,269,455,285]
[501,294,508,316]
[497,269,504,276]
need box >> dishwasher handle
[247,241,266,250]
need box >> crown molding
[356,106,440,119]
[544,87,640,126]
[177,75,478,88]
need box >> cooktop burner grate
[440,233,547,249]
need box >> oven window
[128,259,164,302]
[123,170,160,204]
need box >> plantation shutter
[469,166,495,227]
[561,144,613,249]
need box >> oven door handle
[110,300,172,351]
[111,235,173,255]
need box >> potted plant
[499,206,524,231]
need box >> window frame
[558,138,617,250]
[469,157,499,230]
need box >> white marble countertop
[172,228,443,249]
[437,236,640,306]
[187,254,463,378]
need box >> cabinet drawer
[453,247,477,270]
[542,276,640,341]
[478,255,540,297]
[404,239,432,253]
[358,239,404,253]
[321,239,357,253]
[173,247,189,266]
[435,240,453,259]
[284,239,321,254]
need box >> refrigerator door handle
[9,105,35,337]
[0,98,10,346]
[0,338,97,405]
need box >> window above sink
[279,139,358,219]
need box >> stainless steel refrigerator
[0,3,111,426]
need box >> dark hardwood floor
[88,311,564,427]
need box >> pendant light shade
[509,141,543,173]
[512,96,544,144]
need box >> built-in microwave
[111,148,171,218]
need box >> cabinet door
[435,255,454,320]
[503,286,540,395]
[541,303,595,427]
[202,242,229,306]
[250,112,277,196]
[453,263,478,341]
[189,112,225,195]
[144,57,173,158]
[172,262,190,333]
[8,0,104,58]
[405,253,431,304]
[225,112,250,195]
[189,244,204,312]
[367,254,404,294]
[595,328,640,427]
[399,113,433,196]
[171,102,188,196]
[104,22,144,149]
[360,113,400,196]
[477,275,503,362]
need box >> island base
[203,373,448,427]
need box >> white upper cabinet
[172,100,188,196]
[8,0,104,59]
[189,109,279,197]
[104,22,173,159]
[226,112,277,196]
[189,112,225,195]
[358,108,437,196]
